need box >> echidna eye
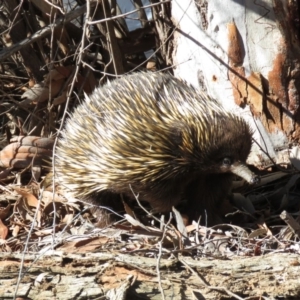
[222,158,231,166]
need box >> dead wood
[0,251,299,299]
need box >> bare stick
[0,3,95,62]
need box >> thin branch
[0,0,171,62]
[0,2,95,62]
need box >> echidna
[55,72,258,226]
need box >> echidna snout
[221,159,259,184]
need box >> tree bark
[171,0,300,168]
[1,251,300,299]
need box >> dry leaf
[0,202,11,220]
[14,188,38,207]
[0,219,8,239]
